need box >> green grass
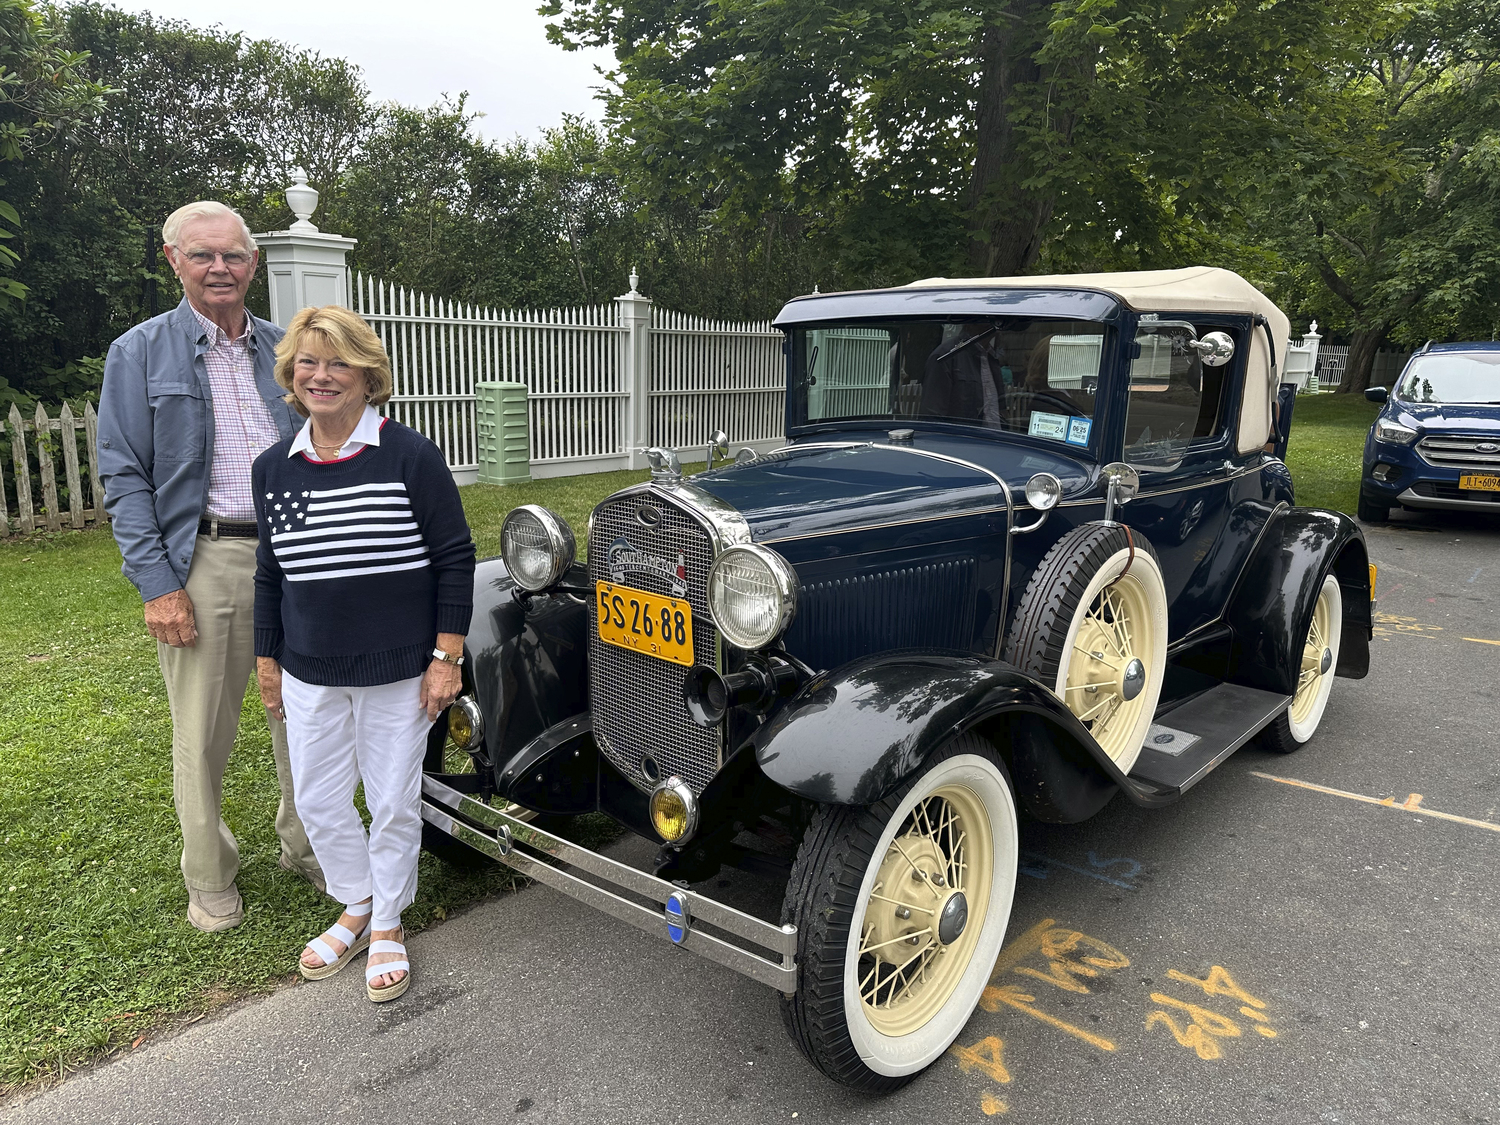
[0,471,641,1091]
[0,408,1371,1091]
[1283,392,1381,513]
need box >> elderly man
[99,200,322,932]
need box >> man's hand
[257,657,284,722]
[145,589,197,647]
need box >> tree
[541,0,1355,286]
[0,0,106,306]
[1249,1,1500,392]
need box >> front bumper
[419,775,799,993]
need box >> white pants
[281,672,430,929]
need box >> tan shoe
[187,885,244,933]
[279,855,329,896]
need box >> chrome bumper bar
[419,775,798,993]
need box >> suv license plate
[1459,473,1500,492]
[596,581,695,666]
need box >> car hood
[691,439,1090,542]
[1396,401,1500,433]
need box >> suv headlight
[707,544,799,650]
[501,505,576,592]
[1374,418,1418,446]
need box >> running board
[419,775,798,993]
[1130,683,1293,795]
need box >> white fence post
[253,169,358,328]
[616,269,653,471]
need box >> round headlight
[649,776,698,843]
[501,505,575,592]
[446,695,483,751]
[707,544,798,650]
[1024,472,1063,511]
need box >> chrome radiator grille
[589,492,722,794]
[1417,435,1500,468]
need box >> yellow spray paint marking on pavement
[1464,637,1500,646]
[1372,612,1444,640]
[1252,772,1500,834]
[954,925,1282,1114]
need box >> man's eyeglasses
[179,250,254,268]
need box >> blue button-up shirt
[98,298,300,601]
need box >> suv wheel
[1005,522,1168,774]
[1259,573,1343,753]
[779,735,1018,1091]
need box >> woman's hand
[420,634,465,721]
[257,657,285,722]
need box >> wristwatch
[431,647,465,666]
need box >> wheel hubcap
[1120,657,1146,701]
[937,891,968,945]
[857,784,994,1036]
[1320,647,1333,675]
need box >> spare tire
[1004,522,1169,774]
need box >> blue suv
[1360,341,1500,522]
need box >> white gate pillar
[616,269,653,470]
[254,169,358,328]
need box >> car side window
[1123,322,1232,468]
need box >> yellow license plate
[1459,474,1500,492]
[595,581,695,666]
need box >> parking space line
[1463,637,1500,646]
[1251,772,1500,834]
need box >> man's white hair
[162,201,258,251]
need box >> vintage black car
[419,267,1374,1091]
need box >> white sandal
[365,932,411,1002]
[299,900,372,981]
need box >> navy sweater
[252,419,475,687]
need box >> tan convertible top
[907,266,1290,455]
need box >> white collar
[289,404,384,459]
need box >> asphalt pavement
[6,506,1499,1125]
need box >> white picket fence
[353,274,785,481]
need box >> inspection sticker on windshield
[1066,416,1092,446]
[1028,411,1069,441]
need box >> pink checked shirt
[189,304,281,522]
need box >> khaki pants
[157,534,317,892]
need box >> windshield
[791,318,1107,449]
[1397,352,1500,404]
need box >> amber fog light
[650,777,698,844]
[447,696,483,750]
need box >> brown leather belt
[198,518,259,539]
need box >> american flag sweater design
[253,420,475,687]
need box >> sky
[107,0,614,142]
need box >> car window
[1123,322,1231,468]
[795,318,1107,450]
[1397,352,1500,403]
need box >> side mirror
[1101,462,1140,523]
[1188,330,1236,367]
[1365,386,1389,404]
[703,429,729,472]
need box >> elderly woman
[253,305,475,1002]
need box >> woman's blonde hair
[274,305,394,417]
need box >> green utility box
[476,381,531,485]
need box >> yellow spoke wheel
[1261,573,1343,752]
[1006,523,1169,774]
[780,736,1018,1091]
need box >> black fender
[750,651,1175,823]
[456,556,590,780]
[1224,506,1372,694]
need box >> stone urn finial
[286,168,319,233]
